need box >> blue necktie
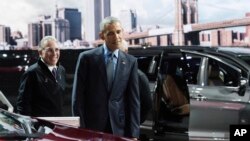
[106,53,114,91]
[52,67,57,79]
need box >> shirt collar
[40,58,57,72]
[103,43,119,58]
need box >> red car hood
[38,122,132,141]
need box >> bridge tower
[183,0,198,24]
[173,0,185,45]
[246,13,250,46]
[174,0,199,45]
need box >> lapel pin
[122,60,126,64]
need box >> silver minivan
[130,46,250,141]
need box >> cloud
[0,0,39,33]
[0,0,249,35]
[199,0,250,23]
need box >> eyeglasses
[43,47,60,53]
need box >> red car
[0,108,132,141]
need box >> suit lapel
[94,47,109,90]
[38,59,57,82]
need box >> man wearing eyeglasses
[16,36,66,117]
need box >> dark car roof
[128,46,250,72]
[214,47,250,68]
[217,47,250,56]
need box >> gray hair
[39,36,58,50]
[99,16,122,32]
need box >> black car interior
[154,53,189,134]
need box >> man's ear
[38,50,43,57]
[99,32,105,40]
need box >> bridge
[113,0,250,47]
[121,17,250,42]
[188,17,250,32]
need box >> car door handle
[194,94,207,101]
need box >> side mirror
[238,77,247,96]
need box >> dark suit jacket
[72,46,140,138]
[16,59,66,117]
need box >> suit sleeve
[127,59,140,138]
[16,71,33,115]
[72,53,87,128]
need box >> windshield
[0,109,54,140]
[0,111,24,133]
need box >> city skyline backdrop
[0,0,249,36]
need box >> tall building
[39,15,52,37]
[52,18,70,43]
[58,8,82,41]
[5,27,11,44]
[84,0,111,42]
[28,23,42,47]
[42,22,52,36]
[28,15,70,47]
[119,9,137,33]
[0,25,11,44]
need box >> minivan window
[182,55,202,85]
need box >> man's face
[39,40,60,66]
[100,22,124,51]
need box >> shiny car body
[217,47,250,66]
[1,46,250,141]
[0,108,131,141]
[128,46,250,141]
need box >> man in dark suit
[16,36,66,117]
[72,16,140,139]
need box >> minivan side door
[181,50,250,141]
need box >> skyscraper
[51,18,70,43]
[0,25,11,44]
[28,15,70,47]
[28,23,42,47]
[119,9,137,33]
[84,0,111,42]
[58,8,82,41]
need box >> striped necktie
[52,67,57,79]
[106,53,114,91]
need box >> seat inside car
[161,63,189,116]
[155,60,189,133]
[162,75,189,115]
[208,62,224,86]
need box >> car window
[207,59,239,87]
[137,55,160,82]
[183,50,244,87]
[182,54,202,85]
[160,52,202,87]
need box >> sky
[0,0,249,36]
